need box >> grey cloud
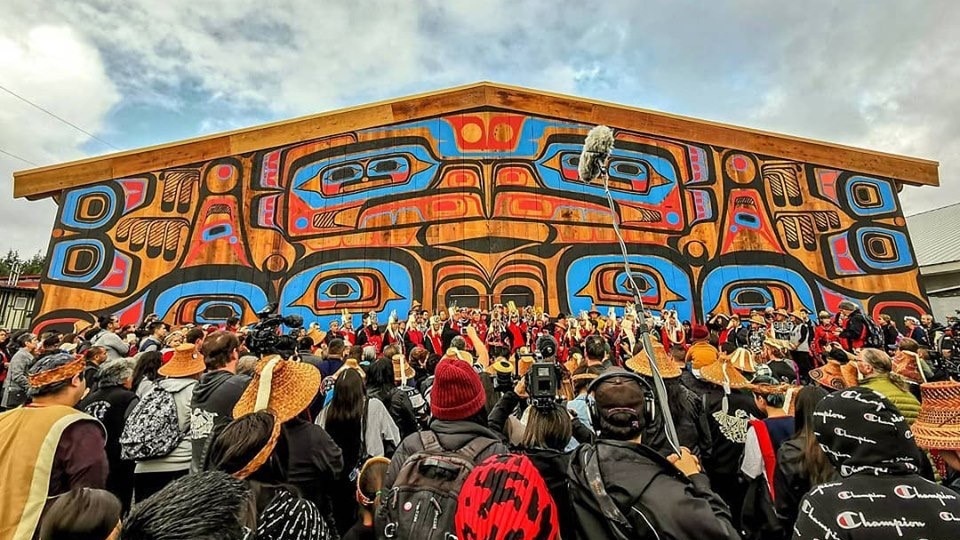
[1,0,958,257]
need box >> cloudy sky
[1,0,958,256]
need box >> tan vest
[0,405,99,540]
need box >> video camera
[526,335,561,409]
[245,303,304,357]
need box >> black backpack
[375,431,496,540]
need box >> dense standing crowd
[1,300,960,540]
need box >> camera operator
[486,336,595,539]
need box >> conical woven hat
[234,356,321,423]
[728,348,757,373]
[699,357,749,389]
[913,380,960,450]
[625,342,680,379]
[158,344,205,378]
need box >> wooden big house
[12,83,939,333]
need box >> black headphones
[586,369,656,432]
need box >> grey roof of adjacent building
[906,202,960,267]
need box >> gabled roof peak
[13,81,939,200]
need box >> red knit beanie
[456,453,560,540]
[430,358,486,421]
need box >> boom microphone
[580,123,683,456]
[578,125,615,182]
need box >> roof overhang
[919,260,960,276]
[12,82,940,200]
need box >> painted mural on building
[32,111,928,333]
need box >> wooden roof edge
[12,81,940,200]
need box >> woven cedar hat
[484,358,515,376]
[625,342,681,379]
[158,344,206,378]
[728,348,757,373]
[892,351,925,385]
[763,338,793,353]
[790,310,808,320]
[27,352,85,390]
[233,355,321,423]
[749,380,803,416]
[749,314,766,325]
[913,381,960,450]
[808,360,857,391]
[699,357,750,389]
[392,354,415,382]
[774,309,789,317]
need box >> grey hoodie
[188,370,250,472]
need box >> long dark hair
[326,369,365,426]
[40,488,121,540]
[792,386,833,484]
[366,358,396,393]
[521,403,572,451]
[131,351,162,388]
[206,411,290,517]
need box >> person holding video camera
[567,369,739,539]
[486,336,595,538]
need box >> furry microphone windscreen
[578,125,615,182]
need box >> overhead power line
[0,82,121,150]
[0,147,39,166]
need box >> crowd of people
[1,300,960,539]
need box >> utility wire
[0,83,121,150]
[0,147,39,167]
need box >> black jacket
[838,309,867,349]
[384,419,509,490]
[77,383,138,509]
[639,379,711,459]
[282,417,345,511]
[526,447,578,538]
[190,370,251,471]
[368,386,419,439]
[567,440,739,539]
[772,434,838,533]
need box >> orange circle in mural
[894,217,905,227]
[52,229,63,238]
[492,123,513,143]
[724,153,757,184]
[264,254,288,273]
[461,122,483,143]
[685,240,706,259]
[207,164,238,194]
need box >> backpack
[863,316,885,350]
[120,382,190,461]
[375,431,496,540]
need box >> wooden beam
[12,82,939,199]
[483,84,940,187]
